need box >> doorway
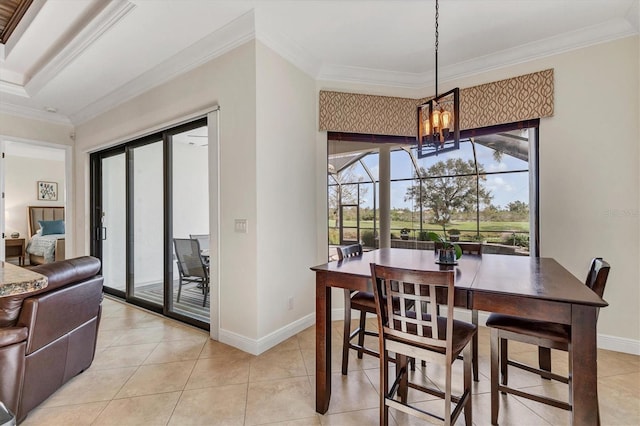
[1,139,71,264]
[90,117,211,329]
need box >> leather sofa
[0,256,103,423]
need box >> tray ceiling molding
[24,0,136,97]
[71,10,256,124]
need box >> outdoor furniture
[174,238,209,307]
[311,249,608,425]
[371,264,475,425]
[189,234,210,251]
[487,257,610,424]
[189,234,210,266]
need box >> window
[328,124,538,259]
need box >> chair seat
[486,313,570,343]
[350,291,377,313]
[351,292,405,314]
[392,312,477,359]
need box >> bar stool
[371,264,476,425]
[487,257,610,424]
[337,244,378,375]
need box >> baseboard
[333,307,640,355]
[220,308,640,356]
[597,333,640,355]
[218,312,315,355]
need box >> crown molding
[2,6,637,126]
[0,79,28,97]
[71,10,256,124]
[255,18,322,78]
[316,17,638,90]
[25,0,136,96]
[318,64,429,89]
[439,17,638,85]
[0,102,72,125]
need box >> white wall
[4,32,635,354]
[74,41,259,342]
[317,35,640,351]
[0,114,74,146]
[74,39,318,353]
[255,41,317,339]
[4,155,65,238]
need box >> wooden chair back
[337,244,363,261]
[585,257,610,299]
[370,264,456,356]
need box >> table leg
[315,272,332,413]
[570,304,599,425]
[472,309,479,382]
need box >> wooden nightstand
[5,238,26,266]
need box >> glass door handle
[96,227,107,240]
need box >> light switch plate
[234,219,248,233]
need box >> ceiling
[0,0,637,126]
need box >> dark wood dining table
[310,248,608,425]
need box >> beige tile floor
[22,296,640,425]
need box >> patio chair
[189,233,210,266]
[173,238,209,307]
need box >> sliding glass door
[130,140,165,306]
[98,151,126,293]
[168,125,210,321]
[90,117,210,329]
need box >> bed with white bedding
[26,206,66,265]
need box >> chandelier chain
[434,0,439,97]
[435,0,439,54]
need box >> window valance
[319,69,554,137]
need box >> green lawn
[333,220,529,233]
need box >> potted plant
[400,228,411,240]
[428,231,462,264]
[448,228,461,242]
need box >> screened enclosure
[328,128,536,259]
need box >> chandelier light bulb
[441,109,452,131]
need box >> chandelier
[417,0,460,158]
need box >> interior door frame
[1,136,73,262]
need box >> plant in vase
[427,231,462,264]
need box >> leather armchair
[0,256,103,423]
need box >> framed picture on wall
[37,181,58,201]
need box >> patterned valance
[319,69,554,137]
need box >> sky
[336,140,529,210]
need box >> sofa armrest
[0,327,28,348]
[17,277,103,354]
